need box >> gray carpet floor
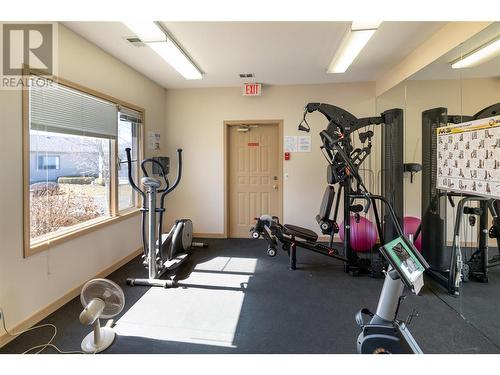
[1,238,499,354]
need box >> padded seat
[316,185,335,234]
[284,224,318,242]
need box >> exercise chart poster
[436,115,500,199]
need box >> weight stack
[421,108,448,271]
[381,108,404,242]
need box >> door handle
[273,184,278,190]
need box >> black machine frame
[418,103,500,295]
[252,103,404,275]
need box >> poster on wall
[436,115,500,198]
[284,136,298,152]
[298,136,311,152]
[148,131,161,150]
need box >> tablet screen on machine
[380,237,425,294]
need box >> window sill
[26,209,140,257]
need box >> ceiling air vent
[126,37,147,47]
[239,73,254,78]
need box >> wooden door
[228,123,280,238]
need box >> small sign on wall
[298,136,311,152]
[284,136,298,152]
[148,131,161,150]
[284,135,311,153]
[242,83,262,96]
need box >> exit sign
[243,83,262,96]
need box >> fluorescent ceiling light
[351,21,382,30]
[148,41,202,80]
[123,21,202,80]
[451,37,500,69]
[123,21,165,42]
[327,25,378,74]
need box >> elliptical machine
[125,147,206,288]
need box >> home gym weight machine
[124,147,207,288]
[417,103,500,295]
[251,102,405,275]
[250,103,429,353]
[298,103,430,353]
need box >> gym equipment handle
[125,148,145,201]
[158,149,183,225]
[165,149,183,195]
[140,158,170,193]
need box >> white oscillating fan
[79,278,125,353]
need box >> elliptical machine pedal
[126,277,177,289]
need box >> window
[25,74,143,255]
[29,130,112,241]
[37,155,60,170]
[118,108,140,211]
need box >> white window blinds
[30,79,118,139]
[119,106,143,123]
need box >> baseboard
[194,232,226,239]
[0,247,142,349]
[318,235,342,243]
[445,240,481,247]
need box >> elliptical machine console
[124,148,206,288]
[356,235,429,354]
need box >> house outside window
[37,155,60,170]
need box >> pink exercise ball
[403,216,422,252]
[339,216,377,252]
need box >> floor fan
[79,278,125,353]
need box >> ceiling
[410,22,500,81]
[64,21,447,89]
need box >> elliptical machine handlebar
[124,147,183,196]
[125,147,148,260]
[125,148,145,201]
[158,149,182,215]
[165,149,183,195]
[140,157,170,193]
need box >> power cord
[0,307,87,354]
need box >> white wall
[164,83,377,235]
[0,23,167,341]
